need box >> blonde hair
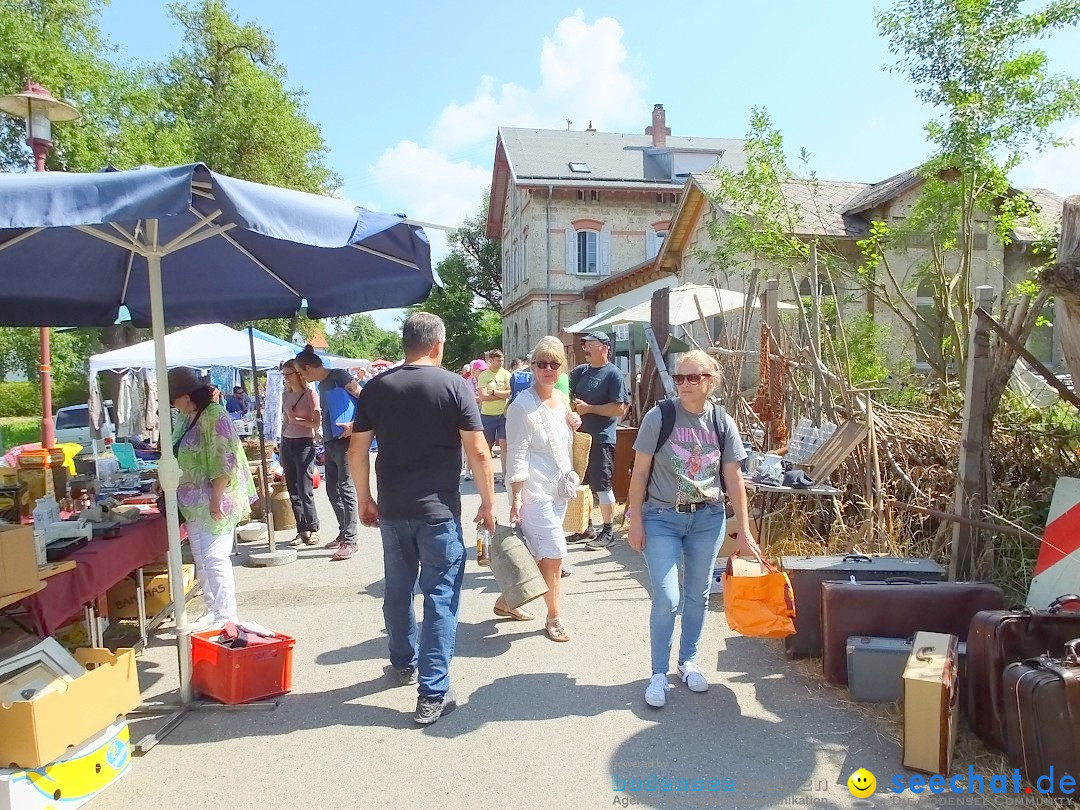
[675,349,720,391]
[531,336,567,370]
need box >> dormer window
[568,162,591,173]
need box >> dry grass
[785,657,1075,809]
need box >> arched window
[513,322,519,357]
[524,317,530,351]
[567,219,610,276]
[915,278,939,368]
[647,221,671,260]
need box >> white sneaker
[678,661,709,693]
[645,674,671,707]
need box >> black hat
[583,331,611,345]
[167,367,203,401]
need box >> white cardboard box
[0,720,130,810]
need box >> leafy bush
[0,382,40,417]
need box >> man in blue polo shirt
[569,331,629,550]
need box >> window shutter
[566,229,578,274]
[646,228,658,260]
[600,226,612,276]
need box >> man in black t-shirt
[569,331,629,550]
[349,313,495,726]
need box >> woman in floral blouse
[168,368,256,626]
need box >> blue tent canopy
[0,163,434,326]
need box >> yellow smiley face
[847,768,877,798]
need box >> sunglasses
[672,373,712,385]
[534,360,562,370]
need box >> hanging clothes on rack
[262,369,284,445]
[143,370,159,443]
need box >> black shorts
[584,440,615,493]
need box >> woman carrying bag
[168,367,256,629]
[501,336,582,642]
[626,350,762,707]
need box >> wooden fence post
[950,285,996,580]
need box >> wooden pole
[810,243,822,423]
[950,285,995,581]
[1046,196,1080,386]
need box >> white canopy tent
[89,323,295,373]
[588,283,796,329]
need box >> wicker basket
[571,431,592,479]
[562,485,593,535]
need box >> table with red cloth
[15,512,176,637]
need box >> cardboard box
[0,721,131,810]
[0,524,39,599]
[105,563,195,620]
[0,648,140,769]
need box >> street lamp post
[0,82,80,450]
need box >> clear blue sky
[99,1,1080,329]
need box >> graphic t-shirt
[569,362,629,445]
[477,367,512,416]
[633,401,746,508]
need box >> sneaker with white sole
[644,674,671,708]
[678,661,709,692]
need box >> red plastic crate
[190,629,295,704]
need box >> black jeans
[322,437,357,543]
[280,437,319,534]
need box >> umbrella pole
[146,231,193,704]
[249,326,276,550]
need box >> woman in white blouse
[497,336,582,642]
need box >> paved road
[101,470,961,810]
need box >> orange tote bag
[722,554,797,638]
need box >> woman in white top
[500,336,582,642]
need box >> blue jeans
[641,503,726,675]
[379,517,466,699]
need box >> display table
[744,479,843,544]
[12,512,175,637]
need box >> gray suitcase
[847,636,967,702]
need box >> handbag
[536,397,579,501]
[722,553,797,639]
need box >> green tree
[325,314,402,361]
[860,0,1080,384]
[411,197,502,370]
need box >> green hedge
[0,382,40,417]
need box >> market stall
[0,163,434,759]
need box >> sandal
[546,618,570,643]
[494,605,534,621]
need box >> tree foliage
[445,194,502,311]
[325,314,402,362]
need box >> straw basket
[571,431,592,478]
[563,485,593,535]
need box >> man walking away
[295,347,361,561]
[509,356,534,405]
[570,332,629,550]
[349,313,496,726]
[477,349,512,486]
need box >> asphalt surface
[99,466,966,810]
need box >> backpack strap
[710,404,728,495]
[646,399,678,493]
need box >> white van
[54,402,116,450]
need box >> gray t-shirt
[633,401,746,508]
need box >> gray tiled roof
[840,167,922,215]
[500,127,748,185]
[1013,187,1066,242]
[692,173,871,237]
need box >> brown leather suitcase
[820,580,1005,685]
[966,595,1080,752]
[1002,642,1080,798]
[781,554,945,657]
[903,632,959,775]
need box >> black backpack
[647,398,729,498]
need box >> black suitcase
[780,554,945,657]
[1002,641,1080,798]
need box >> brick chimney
[645,103,670,148]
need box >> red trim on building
[570,218,604,231]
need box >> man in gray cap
[569,331,628,550]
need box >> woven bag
[562,485,593,535]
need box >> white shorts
[520,500,568,561]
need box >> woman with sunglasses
[280,359,322,546]
[627,350,762,707]
[501,336,582,641]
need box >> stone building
[485,105,747,360]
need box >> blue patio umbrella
[0,164,434,703]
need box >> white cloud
[1013,120,1080,197]
[370,10,646,262]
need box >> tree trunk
[1045,197,1080,385]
